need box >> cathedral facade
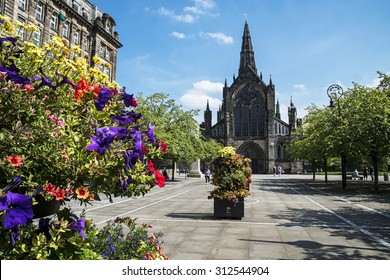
[201,22,302,174]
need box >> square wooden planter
[214,197,244,219]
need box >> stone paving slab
[74,174,390,260]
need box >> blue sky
[92,0,390,123]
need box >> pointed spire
[224,78,227,87]
[275,99,281,119]
[269,74,273,85]
[239,21,257,76]
[290,95,295,107]
[206,99,210,111]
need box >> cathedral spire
[239,21,257,76]
[206,99,210,111]
[275,99,281,119]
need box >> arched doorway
[237,142,265,174]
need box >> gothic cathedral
[201,22,302,174]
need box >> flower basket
[208,147,252,219]
[32,195,61,219]
[214,197,244,219]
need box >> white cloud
[199,32,234,45]
[293,84,307,90]
[170,31,187,39]
[157,7,195,23]
[184,0,216,15]
[179,80,223,114]
[157,0,217,23]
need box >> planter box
[214,197,244,219]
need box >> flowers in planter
[0,15,168,259]
[208,146,252,203]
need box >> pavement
[68,174,390,260]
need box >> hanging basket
[32,195,61,219]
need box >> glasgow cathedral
[201,22,302,174]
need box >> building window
[18,0,26,10]
[82,8,89,20]
[72,1,80,13]
[105,24,111,33]
[63,22,69,38]
[105,48,110,60]
[73,31,79,45]
[36,2,43,21]
[83,36,90,51]
[33,30,41,46]
[16,16,26,40]
[104,67,110,78]
[50,14,57,30]
[99,44,104,56]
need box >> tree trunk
[324,158,328,183]
[312,160,316,180]
[372,153,379,193]
[171,160,175,181]
[341,153,347,189]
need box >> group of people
[273,165,284,177]
[357,165,374,181]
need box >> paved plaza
[70,174,390,260]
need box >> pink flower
[23,84,34,93]
[49,114,57,122]
[57,120,64,127]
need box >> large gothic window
[233,84,266,139]
[234,104,265,138]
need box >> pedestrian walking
[273,165,277,176]
[369,166,374,181]
[205,168,211,183]
[277,165,283,177]
[362,166,368,181]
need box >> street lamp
[327,84,347,189]
[327,84,343,108]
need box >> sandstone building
[0,0,122,81]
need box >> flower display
[0,15,168,259]
[208,146,252,203]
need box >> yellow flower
[92,55,103,65]
[70,44,81,54]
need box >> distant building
[201,21,302,174]
[0,0,122,81]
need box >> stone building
[201,22,302,174]
[0,0,122,81]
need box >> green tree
[135,92,212,179]
[342,72,390,192]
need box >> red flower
[154,170,166,188]
[147,160,156,172]
[158,141,168,153]
[43,183,57,195]
[7,154,23,167]
[142,145,150,154]
[54,188,66,201]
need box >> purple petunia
[112,110,142,125]
[33,75,57,90]
[130,126,143,152]
[94,87,112,111]
[68,217,87,239]
[56,72,75,87]
[147,122,156,145]
[109,126,129,139]
[119,176,133,194]
[121,87,138,107]
[0,37,17,44]
[85,127,116,155]
[0,192,33,230]
[0,65,31,85]
[123,150,143,170]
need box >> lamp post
[327,84,347,189]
